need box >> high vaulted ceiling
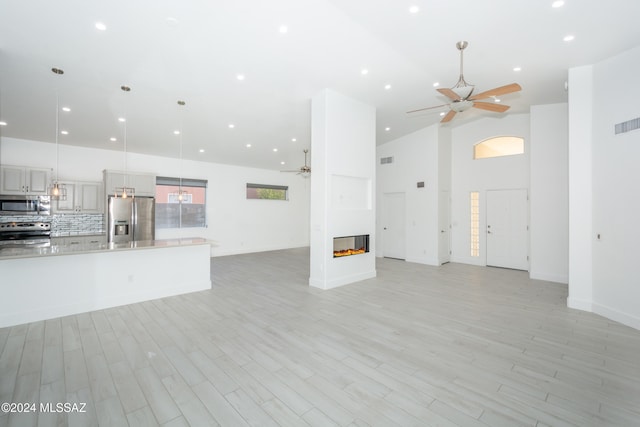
[1,0,639,170]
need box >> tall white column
[567,65,594,311]
[309,89,376,289]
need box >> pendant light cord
[55,90,60,183]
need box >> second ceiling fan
[408,41,522,123]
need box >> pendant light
[176,100,187,203]
[115,85,134,198]
[48,67,67,201]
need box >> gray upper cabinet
[53,181,103,213]
[104,170,156,198]
[0,165,51,195]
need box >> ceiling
[1,0,639,171]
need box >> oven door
[0,238,51,249]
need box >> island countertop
[1,237,213,328]
[0,237,212,260]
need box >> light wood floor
[1,247,639,427]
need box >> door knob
[384,227,387,230]
[440,230,445,233]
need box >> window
[246,183,288,200]
[470,191,480,257]
[474,136,524,159]
[156,176,207,228]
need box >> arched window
[474,136,524,159]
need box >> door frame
[382,192,406,260]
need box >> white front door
[383,192,406,260]
[486,189,529,270]
[438,191,451,264]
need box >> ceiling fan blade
[469,83,521,100]
[441,110,456,123]
[406,104,448,114]
[437,88,461,100]
[472,102,510,113]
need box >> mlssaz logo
[40,402,87,413]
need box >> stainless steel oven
[0,221,51,249]
[0,195,51,215]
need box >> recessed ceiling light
[440,112,446,116]
[409,6,420,14]
[552,0,564,8]
[236,74,245,81]
[280,161,285,165]
[118,117,126,122]
[279,25,288,34]
[60,130,68,135]
[494,97,501,103]
[513,67,522,72]
[361,68,369,75]
[291,138,297,142]
[0,121,7,126]
[62,107,71,112]
[433,82,440,87]
[384,84,392,90]
[246,144,252,148]
[273,148,278,152]
[563,34,575,42]
[95,22,107,31]
[228,123,235,129]
[385,127,391,131]
[110,137,117,142]
[199,149,205,153]
[173,130,180,135]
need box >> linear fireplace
[333,234,370,258]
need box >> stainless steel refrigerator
[107,196,155,243]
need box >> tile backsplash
[0,213,104,235]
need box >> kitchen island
[0,238,212,328]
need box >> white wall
[530,103,569,283]
[590,46,640,328]
[309,89,376,289]
[450,114,530,266]
[1,137,310,256]
[376,124,440,265]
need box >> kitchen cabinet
[104,171,156,197]
[52,234,107,246]
[53,181,103,213]
[0,165,50,195]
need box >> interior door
[486,189,529,270]
[383,192,406,260]
[438,191,451,264]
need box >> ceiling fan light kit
[281,148,311,177]
[408,41,522,123]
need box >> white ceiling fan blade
[406,104,448,114]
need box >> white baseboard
[592,302,640,331]
[309,270,377,290]
[213,244,309,257]
[567,297,593,312]
[529,270,568,284]
[405,256,440,266]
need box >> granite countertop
[0,238,212,260]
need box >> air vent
[615,117,640,135]
[380,156,394,165]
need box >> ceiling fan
[281,149,311,176]
[408,41,522,123]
